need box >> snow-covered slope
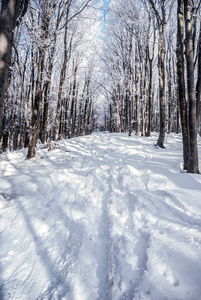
[0,132,201,300]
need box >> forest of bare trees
[0,0,200,173]
[102,0,200,173]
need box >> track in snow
[1,132,201,300]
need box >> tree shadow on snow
[16,198,85,299]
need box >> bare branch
[147,0,162,25]
[58,0,92,32]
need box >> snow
[0,132,201,300]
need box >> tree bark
[147,19,156,137]
[147,58,153,137]
[184,0,199,173]
[148,0,166,147]
[69,60,78,139]
[0,0,28,137]
[54,20,71,141]
[157,22,166,147]
[196,21,201,136]
[26,47,44,159]
[167,52,172,134]
[176,0,189,170]
[82,80,90,136]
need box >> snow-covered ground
[0,132,201,300]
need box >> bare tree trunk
[148,0,167,147]
[0,0,28,137]
[196,21,201,136]
[27,46,44,158]
[15,45,29,150]
[176,0,189,170]
[157,22,166,147]
[147,58,153,137]
[136,58,142,136]
[64,85,71,139]
[0,1,15,136]
[41,84,49,143]
[82,81,90,136]
[54,12,72,141]
[126,89,131,136]
[167,52,172,134]
[176,89,181,134]
[184,0,199,173]
[86,95,92,134]
[0,67,12,152]
[128,30,133,137]
[141,51,148,137]
[7,94,16,151]
[147,20,156,137]
[69,59,78,139]
[79,79,87,136]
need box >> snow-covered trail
[0,132,201,300]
